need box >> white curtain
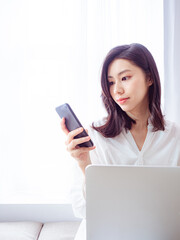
[0,0,163,203]
[164,0,180,125]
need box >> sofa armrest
[0,222,43,240]
[38,222,80,240]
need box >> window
[0,0,163,203]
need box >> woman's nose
[114,82,124,94]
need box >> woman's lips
[116,97,129,104]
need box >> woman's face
[107,59,152,116]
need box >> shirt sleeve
[69,125,101,219]
[70,162,86,219]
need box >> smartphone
[55,103,94,148]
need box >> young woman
[60,43,180,240]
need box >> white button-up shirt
[71,119,180,240]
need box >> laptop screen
[86,165,180,240]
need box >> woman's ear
[147,78,153,86]
[146,74,153,86]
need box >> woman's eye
[108,81,114,86]
[122,76,130,81]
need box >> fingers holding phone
[66,128,94,151]
[63,120,95,151]
[63,120,95,171]
[57,104,95,167]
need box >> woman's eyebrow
[108,69,131,79]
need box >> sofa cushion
[0,222,43,240]
[38,222,80,240]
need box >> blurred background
[0,0,179,204]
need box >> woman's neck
[127,110,150,131]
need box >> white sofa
[0,204,81,240]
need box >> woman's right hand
[60,117,96,174]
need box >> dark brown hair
[92,43,165,137]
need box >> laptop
[85,165,180,240]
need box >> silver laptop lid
[86,165,180,240]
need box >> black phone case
[55,103,94,148]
